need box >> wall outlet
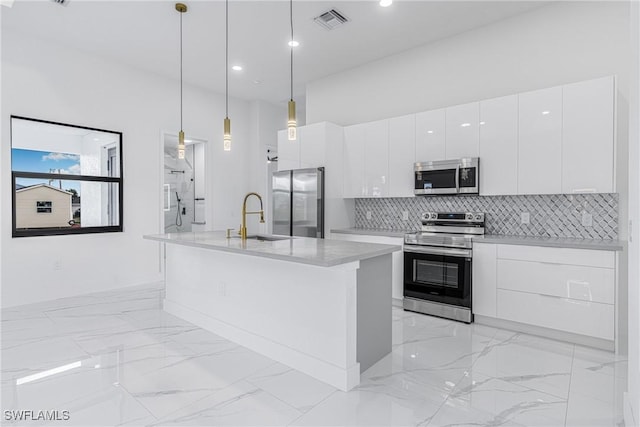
[53,260,62,271]
[582,211,593,227]
[402,211,409,221]
[366,211,372,220]
[520,212,530,225]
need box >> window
[36,201,52,213]
[11,116,123,237]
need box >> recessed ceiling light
[542,111,550,115]
[379,0,393,7]
[232,65,243,71]
[288,40,299,47]
[253,79,262,84]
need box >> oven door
[403,245,471,308]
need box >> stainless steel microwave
[414,158,479,195]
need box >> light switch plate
[582,211,593,227]
[402,211,409,221]
[520,212,530,225]
[366,211,372,220]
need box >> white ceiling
[2,0,547,106]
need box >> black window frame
[11,115,124,238]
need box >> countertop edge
[330,229,624,251]
[144,235,401,267]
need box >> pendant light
[223,0,232,151]
[176,3,187,159]
[287,0,297,141]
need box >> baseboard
[475,315,614,351]
[392,298,403,308]
[164,298,360,392]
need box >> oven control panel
[421,212,484,224]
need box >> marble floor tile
[0,284,627,427]
[245,363,337,413]
[152,380,302,426]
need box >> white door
[415,108,446,162]
[479,95,518,195]
[445,102,479,159]
[388,114,416,197]
[343,124,366,198]
[518,86,562,194]
[363,119,389,197]
[562,76,615,193]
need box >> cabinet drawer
[497,289,613,340]
[496,244,614,268]
[497,259,614,304]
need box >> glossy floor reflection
[1,283,627,426]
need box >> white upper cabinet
[277,129,300,171]
[363,119,389,197]
[343,124,366,198]
[562,76,615,193]
[479,95,518,195]
[388,114,416,197]
[518,86,562,194]
[445,102,479,159]
[299,123,326,169]
[415,109,446,162]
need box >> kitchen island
[143,231,401,391]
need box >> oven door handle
[404,245,471,258]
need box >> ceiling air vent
[50,0,69,5]
[314,9,349,31]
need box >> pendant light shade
[176,3,187,159]
[287,0,297,141]
[223,0,232,151]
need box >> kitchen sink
[232,234,292,242]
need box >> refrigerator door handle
[317,167,325,238]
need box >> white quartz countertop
[331,228,623,251]
[144,231,401,267]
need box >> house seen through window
[11,116,123,237]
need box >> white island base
[162,241,393,391]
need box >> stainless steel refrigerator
[272,167,324,238]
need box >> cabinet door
[299,123,326,169]
[415,109,446,161]
[363,119,389,197]
[562,76,615,193]
[472,243,497,318]
[479,95,518,195]
[343,124,366,198]
[445,102,479,159]
[388,114,416,197]
[277,129,300,171]
[518,86,562,194]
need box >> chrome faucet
[240,192,265,240]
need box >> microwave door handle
[455,165,460,193]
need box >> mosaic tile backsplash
[354,194,618,240]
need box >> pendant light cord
[290,0,293,101]
[226,0,229,118]
[180,10,184,131]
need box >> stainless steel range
[403,212,485,323]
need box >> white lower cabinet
[473,242,616,343]
[472,243,497,317]
[496,289,614,341]
[330,233,404,300]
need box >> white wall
[1,28,256,307]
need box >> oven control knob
[475,214,482,221]
[429,213,436,219]
[466,213,473,220]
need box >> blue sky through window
[12,148,81,194]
